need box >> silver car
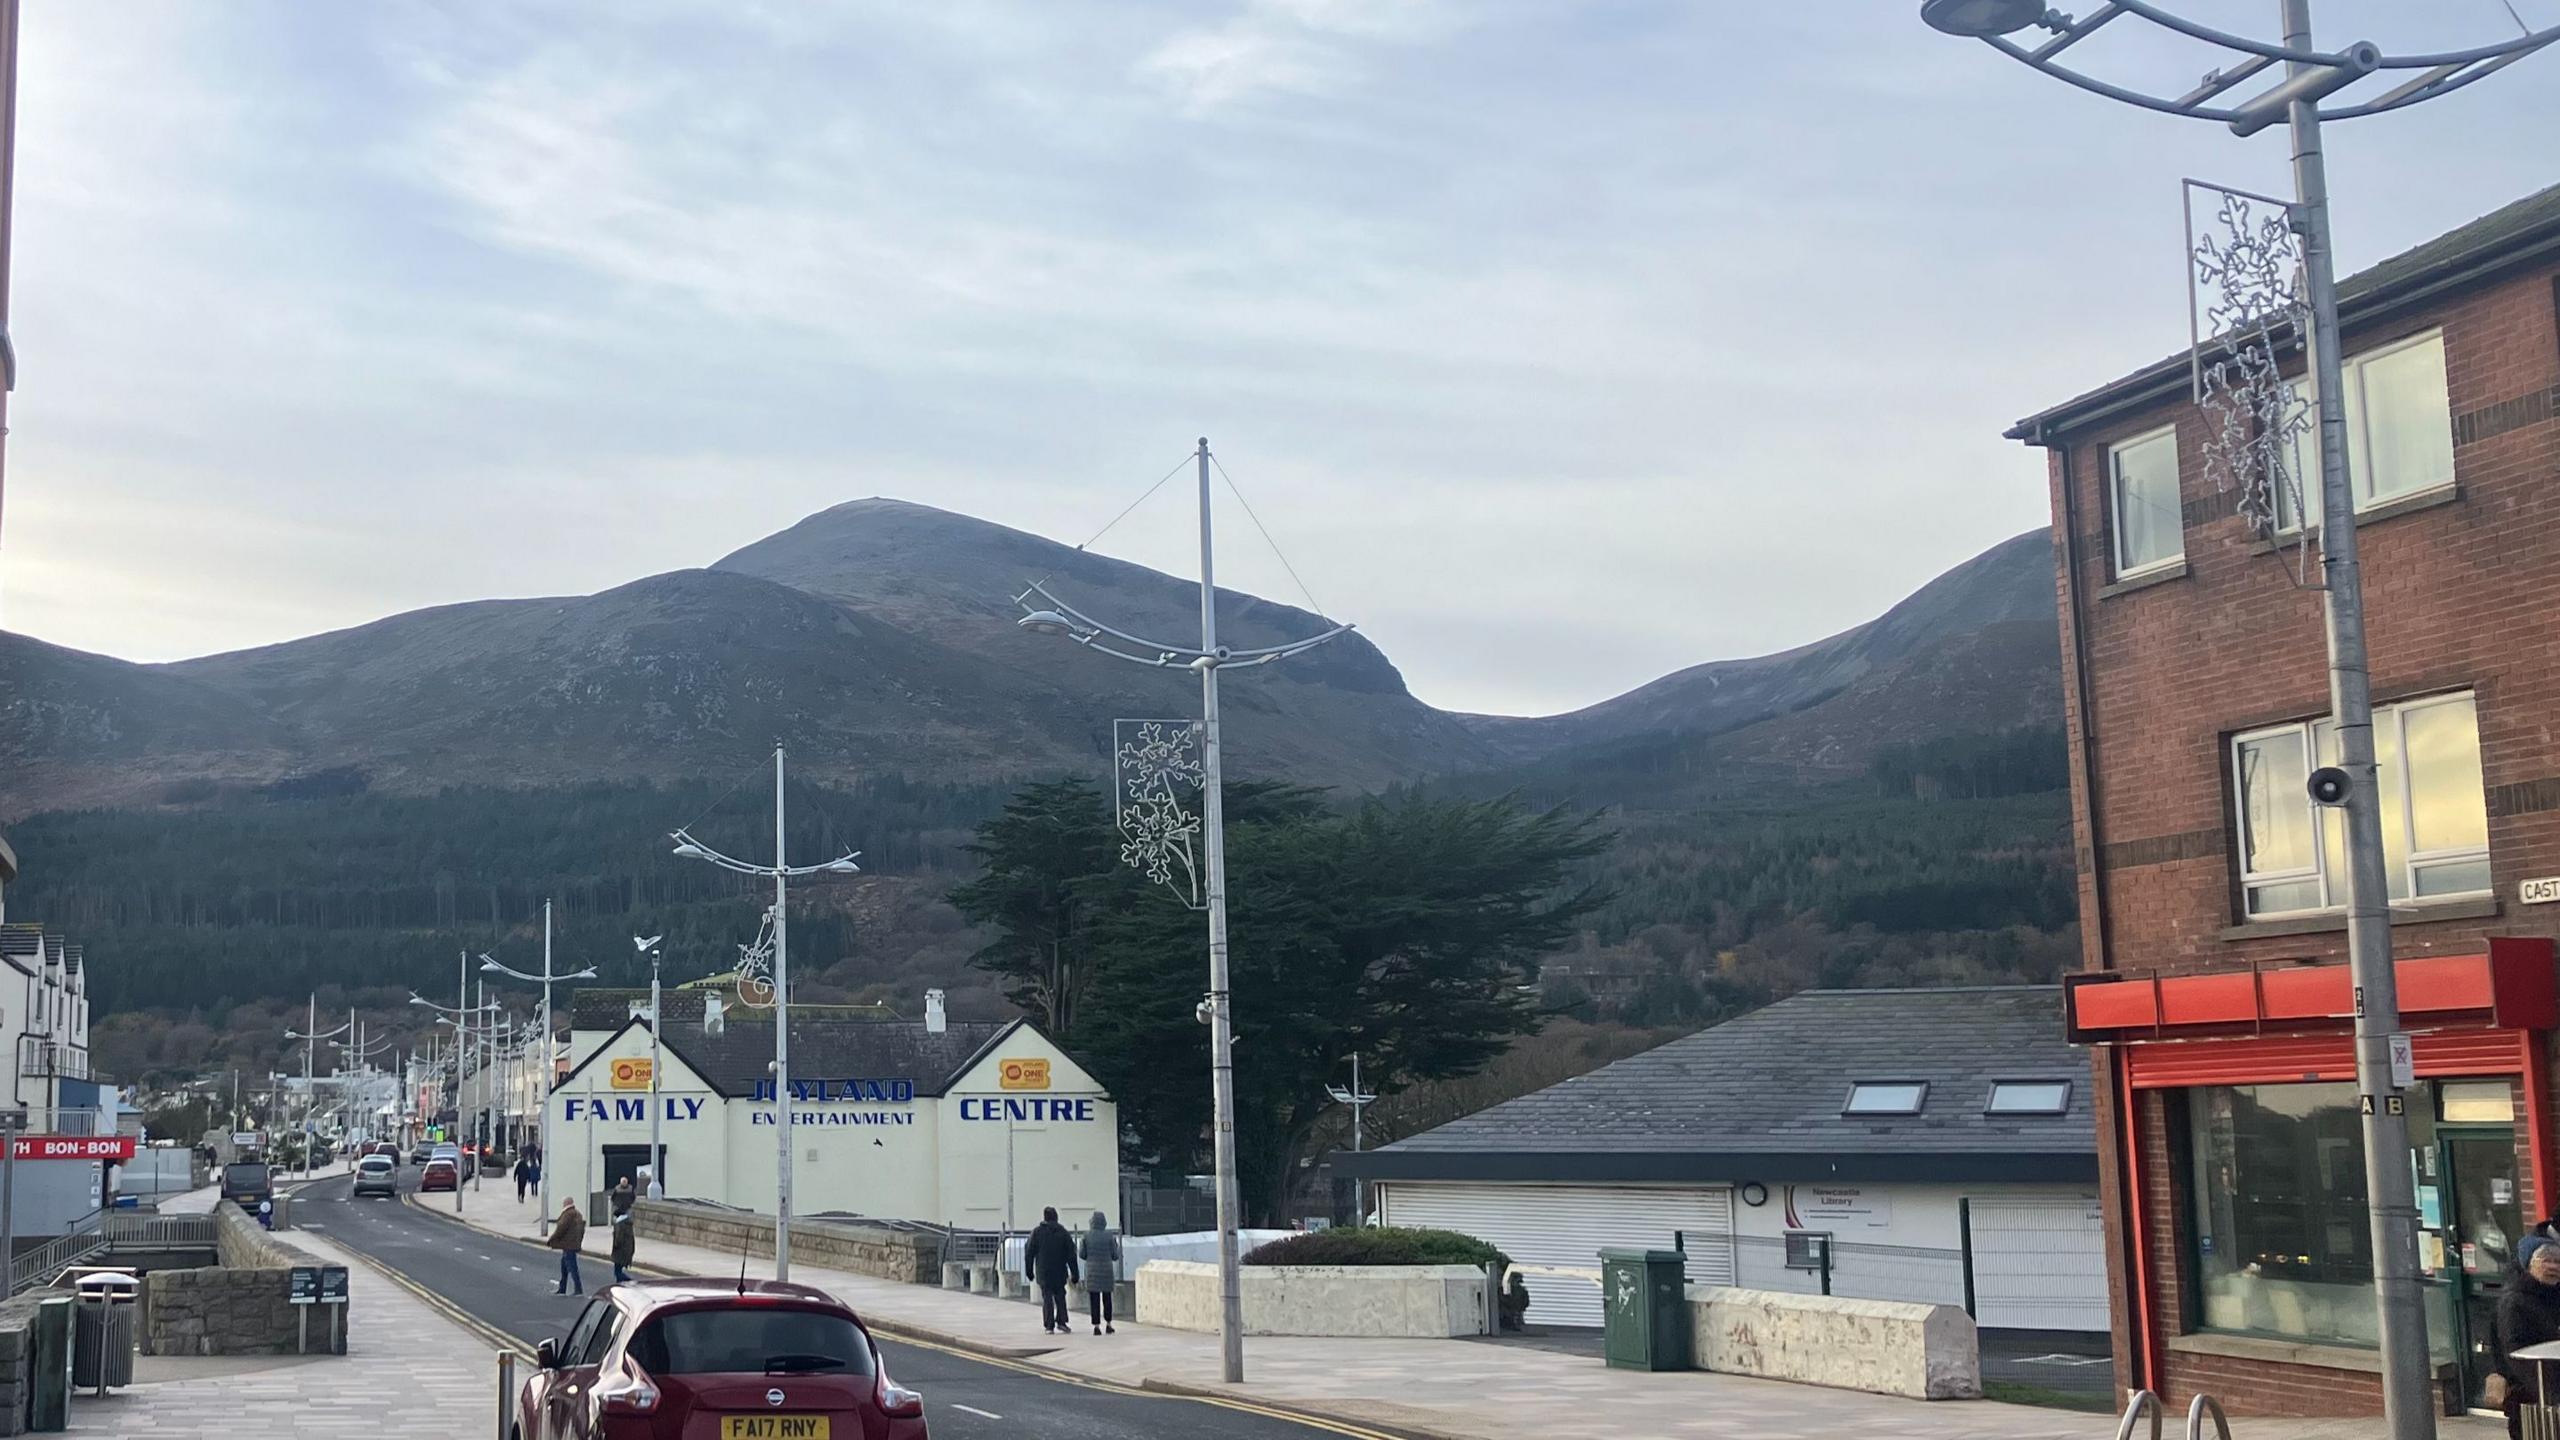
[352,1154,398,1198]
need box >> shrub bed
[1243,1226,1508,1270]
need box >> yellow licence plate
[721,1419,829,1440]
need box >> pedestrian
[609,1175,637,1284]
[256,1196,273,1231]
[2498,1234,2560,1437]
[547,1198,587,1295]
[514,1152,532,1203]
[1023,1206,1079,1335]
[1078,1211,1121,1335]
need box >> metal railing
[15,1039,86,1080]
[103,1213,216,1247]
[7,1212,222,1296]
[9,1222,105,1295]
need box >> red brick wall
[2050,258,2560,1416]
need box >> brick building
[2009,183,2560,1418]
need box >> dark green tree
[945,779,1118,1034]
[962,780,1608,1224]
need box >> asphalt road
[299,1169,1397,1440]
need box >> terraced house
[2009,183,2560,1419]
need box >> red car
[515,1278,925,1440]
[419,1158,459,1192]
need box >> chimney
[924,989,946,1034]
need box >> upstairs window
[2275,330,2457,530]
[2232,691,2490,919]
[1986,1080,2073,1115]
[2108,425,2184,578]
[1844,1081,1927,1116]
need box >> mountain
[0,505,2057,822]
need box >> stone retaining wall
[1684,1285,1978,1400]
[1135,1261,1488,1338]
[627,1201,940,1284]
[140,1205,346,1357]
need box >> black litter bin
[1599,1248,1691,1372]
[70,1273,139,1392]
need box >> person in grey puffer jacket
[1078,1211,1122,1335]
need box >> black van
[220,1161,272,1210]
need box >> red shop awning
[2065,937,2558,1046]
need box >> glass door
[2437,1126,2524,1410]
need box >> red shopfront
[2068,939,2559,1417]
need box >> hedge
[1242,1226,1508,1270]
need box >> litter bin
[71,1272,139,1392]
[28,1295,71,1432]
[1599,1248,1691,1372]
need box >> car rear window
[358,1157,392,1172]
[628,1308,874,1379]
[223,1164,269,1189]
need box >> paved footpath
[64,1225,499,1438]
[432,1193,2305,1440]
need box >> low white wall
[1137,1260,1487,1338]
[1686,1285,1979,1400]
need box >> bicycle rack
[2188,1393,2234,1440]
[2115,1389,2163,1440]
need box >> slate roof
[1338,986,2095,1186]
[572,1014,1022,1099]
[2007,182,2560,444]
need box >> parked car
[219,1161,272,1211]
[516,1279,926,1440]
[353,1154,399,1199]
[429,1143,475,1182]
[419,1158,459,1193]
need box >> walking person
[609,1175,638,1284]
[1078,1211,1121,1335]
[546,1197,587,1295]
[514,1151,533,1203]
[2498,1235,2560,1437]
[1023,1206,1079,1335]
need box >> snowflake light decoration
[2186,180,2317,583]
[1115,718,1207,910]
[733,906,778,1009]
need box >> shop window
[2187,1083,2380,1346]
[1843,1081,1926,1116]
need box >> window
[2232,692,2489,918]
[2274,330,2456,530]
[2108,426,2184,577]
[578,1307,626,1368]
[1843,1081,1927,1116]
[628,1307,875,1378]
[558,1301,607,1369]
[2439,1080,2516,1124]
[1986,1080,2072,1115]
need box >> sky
[1,1,2552,717]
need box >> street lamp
[1012,437,1354,1383]
[635,934,665,1200]
[1925,8,2556,1435]
[669,745,862,1282]
[283,996,352,1180]
[479,900,596,1229]
[1325,1056,1376,1228]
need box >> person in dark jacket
[1078,1211,1122,1335]
[609,1176,638,1283]
[2499,1234,2560,1436]
[547,1199,587,1295]
[1023,1207,1080,1334]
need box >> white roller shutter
[1966,1194,2109,1332]
[1379,1182,1735,1328]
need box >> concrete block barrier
[1135,1261,1488,1338]
[1683,1286,1979,1400]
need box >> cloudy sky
[2,1,2551,716]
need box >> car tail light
[875,1367,924,1418]
[593,1359,660,1416]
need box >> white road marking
[950,1404,1002,1420]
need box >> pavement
[421,1188,2234,1440]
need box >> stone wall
[1135,1261,1488,1338]
[1684,1285,1978,1400]
[0,1290,67,1436]
[627,1201,939,1284]
[140,1205,346,1357]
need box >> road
[298,1169,1396,1440]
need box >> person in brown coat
[547,1199,586,1294]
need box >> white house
[1338,986,2108,1333]
[550,993,1118,1232]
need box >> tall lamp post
[1013,437,1354,1383]
[670,745,862,1281]
[1921,7,2556,1435]
[480,900,596,1228]
[635,935,666,1200]
[1325,1055,1376,1227]
[283,997,351,1179]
